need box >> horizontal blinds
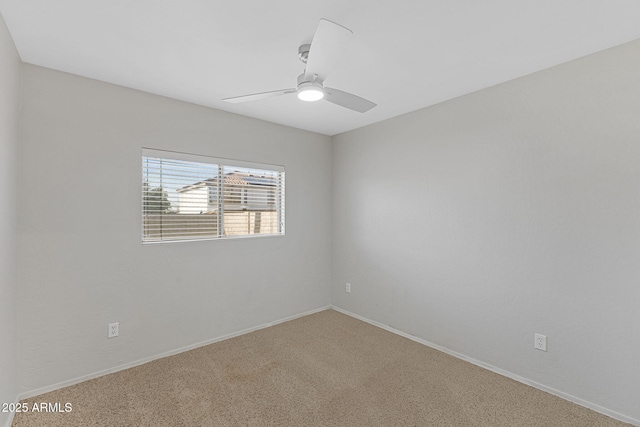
[142,150,285,243]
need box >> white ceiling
[1,1,640,136]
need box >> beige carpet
[13,309,629,426]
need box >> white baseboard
[330,305,639,427]
[19,305,331,401]
[17,304,638,426]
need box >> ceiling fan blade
[223,88,295,104]
[305,19,353,82]
[323,87,376,113]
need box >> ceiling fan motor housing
[297,72,323,89]
[296,73,324,101]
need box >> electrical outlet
[108,322,119,338]
[534,333,547,351]
[346,283,351,293]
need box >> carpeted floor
[13,309,630,426]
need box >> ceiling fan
[223,19,376,113]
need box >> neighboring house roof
[176,173,276,193]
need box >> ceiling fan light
[297,87,324,102]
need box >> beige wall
[0,10,20,427]
[17,64,333,395]
[332,39,640,423]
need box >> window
[142,148,285,243]
[208,186,218,205]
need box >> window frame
[142,148,285,244]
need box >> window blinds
[142,149,285,243]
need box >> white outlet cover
[534,333,547,351]
[108,322,119,338]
